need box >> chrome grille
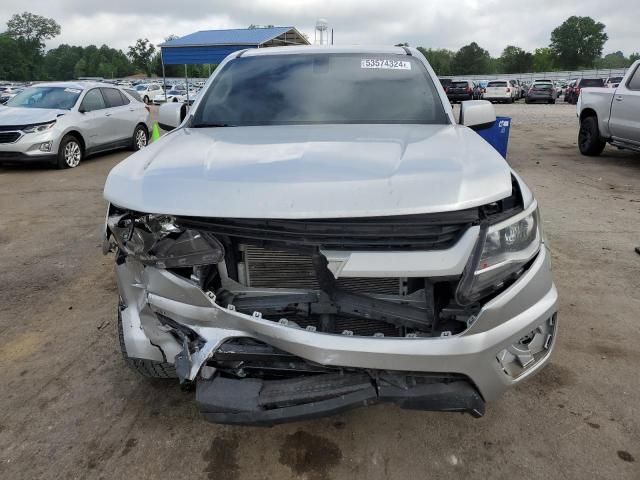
[242,245,401,295]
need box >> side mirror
[459,100,496,130]
[78,106,86,114]
[158,102,187,131]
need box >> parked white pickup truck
[577,60,640,156]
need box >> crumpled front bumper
[117,242,558,415]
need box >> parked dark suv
[565,78,604,104]
[446,80,474,102]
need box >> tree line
[416,16,638,76]
[1,12,638,82]
[0,12,213,81]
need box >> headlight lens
[456,203,542,305]
[107,212,224,268]
[23,121,56,134]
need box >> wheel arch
[61,130,86,153]
[579,107,598,122]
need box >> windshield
[192,53,448,127]
[450,82,469,88]
[6,86,81,110]
[168,90,182,95]
[533,83,553,89]
[487,81,507,87]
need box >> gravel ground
[0,101,639,479]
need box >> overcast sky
[0,1,637,57]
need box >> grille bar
[178,211,476,251]
[0,132,21,144]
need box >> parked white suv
[484,79,517,103]
[103,46,557,425]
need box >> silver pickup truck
[577,60,640,156]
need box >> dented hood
[104,124,512,218]
[0,106,67,125]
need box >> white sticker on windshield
[361,59,411,70]
[64,88,81,94]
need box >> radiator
[241,245,401,295]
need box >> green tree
[0,33,30,80]
[550,16,608,69]
[532,48,555,72]
[451,42,491,75]
[596,51,628,69]
[74,58,87,78]
[128,38,156,75]
[6,12,61,45]
[417,47,455,76]
[628,52,639,64]
[499,46,533,73]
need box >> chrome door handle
[105,113,112,116]
[615,96,624,101]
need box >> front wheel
[578,116,606,156]
[56,135,83,169]
[131,124,148,151]
[143,95,150,104]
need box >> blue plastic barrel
[476,116,511,159]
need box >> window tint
[81,89,106,111]
[580,79,604,87]
[450,81,469,88]
[101,88,125,107]
[124,89,142,101]
[118,90,130,105]
[487,81,507,87]
[628,66,640,90]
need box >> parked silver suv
[104,46,558,425]
[0,82,152,168]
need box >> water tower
[314,18,329,45]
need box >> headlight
[106,212,224,268]
[456,202,542,305]
[23,121,56,133]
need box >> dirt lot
[0,102,639,479]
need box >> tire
[117,304,177,378]
[143,95,149,104]
[578,116,606,156]
[56,134,83,169]
[172,97,178,102]
[131,124,148,151]
[509,97,514,104]
[550,99,556,104]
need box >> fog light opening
[497,315,556,379]
[39,141,53,152]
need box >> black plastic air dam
[196,373,485,425]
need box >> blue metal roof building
[160,27,309,65]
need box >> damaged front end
[105,181,556,424]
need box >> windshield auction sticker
[361,59,411,70]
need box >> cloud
[0,0,637,56]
